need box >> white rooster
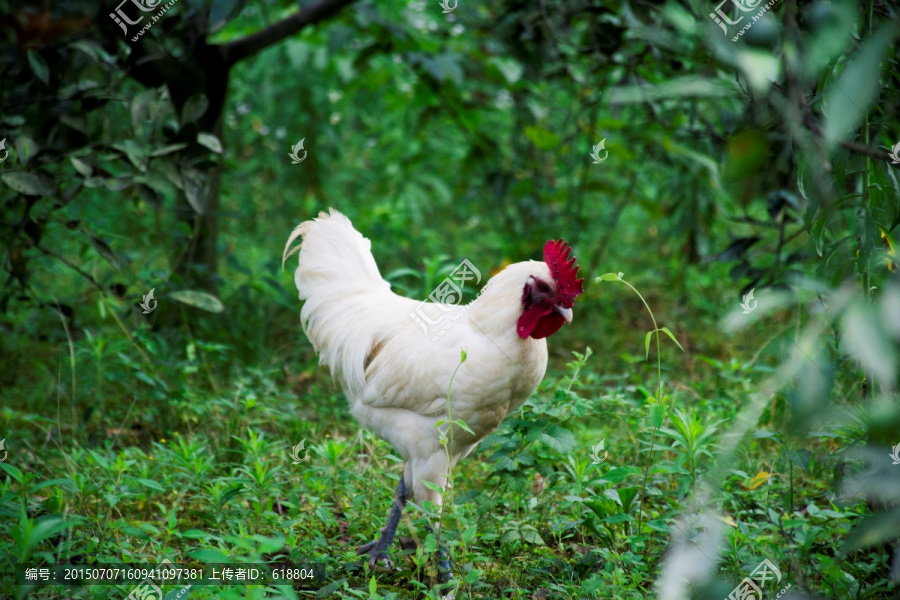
[282,209,583,577]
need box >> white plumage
[283,208,581,569]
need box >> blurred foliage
[1,0,900,598]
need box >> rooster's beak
[554,305,573,324]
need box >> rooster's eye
[537,281,550,293]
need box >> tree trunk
[169,45,230,294]
[113,0,358,296]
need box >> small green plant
[658,408,720,496]
[596,272,684,530]
[429,348,473,595]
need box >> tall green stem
[597,273,683,532]
[620,280,662,532]
[433,349,468,590]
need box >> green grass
[1,282,894,599]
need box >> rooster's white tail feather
[283,209,394,395]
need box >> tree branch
[803,114,893,162]
[220,0,358,67]
[838,138,892,162]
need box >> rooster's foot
[356,477,408,570]
[424,526,454,584]
[436,552,453,583]
[356,538,394,569]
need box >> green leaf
[839,507,900,557]
[57,115,86,135]
[31,478,76,493]
[419,54,464,86]
[523,125,561,151]
[131,89,156,130]
[208,0,245,32]
[617,486,639,511]
[112,139,148,171]
[644,330,653,360]
[138,522,161,534]
[180,167,206,214]
[180,529,208,539]
[454,420,475,435]
[822,26,894,147]
[493,456,517,471]
[219,484,244,505]
[169,290,225,313]
[14,136,37,164]
[462,525,477,544]
[106,177,131,192]
[70,40,114,64]
[150,143,188,157]
[1,172,53,196]
[134,478,165,492]
[316,579,344,598]
[88,449,110,470]
[424,532,438,553]
[541,424,577,453]
[189,549,231,563]
[122,526,149,539]
[196,132,223,154]
[659,327,685,352]
[606,77,738,104]
[499,529,520,544]
[840,302,896,386]
[519,525,545,545]
[487,56,522,84]
[70,157,93,177]
[0,462,24,483]
[602,513,634,524]
[596,272,623,282]
[584,500,608,519]
[734,49,780,93]
[786,449,813,471]
[18,516,71,561]
[421,480,444,494]
[651,404,665,429]
[515,452,534,466]
[525,425,544,443]
[181,94,209,127]
[599,466,642,483]
[27,50,49,84]
[250,533,286,554]
[87,234,124,272]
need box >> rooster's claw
[356,540,394,570]
[368,553,393,570]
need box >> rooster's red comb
[543,239,584,308]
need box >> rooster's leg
[425,524,454,583]
[356,476,408,568]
